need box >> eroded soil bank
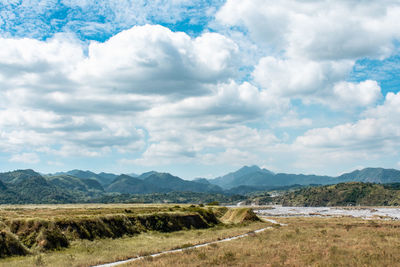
[0,205,221,258]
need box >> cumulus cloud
[9,153,40,164]
[217,0,400,60]
[125,125,280,166]
[73,25,238,97]
[0,24,271,164]
[290,92,400,171]
[332,80,382,108]
[252,57,353,97]
[217,0,399,106]
[0,0,399,175]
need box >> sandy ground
[254,206,400,219]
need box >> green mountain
[0,170,74,204]
[106,172,223,194]
[0,180,6,190]
[193,178,211,184]
[2,167,400,204]
[209,166,400,189]
[210,165,274,189]
[47,175,104,192]
[0,180,21,203]
[53,170,115,186]
[337,168,400,183]
[274,182,400,206]
[106,174,167,194]
[136,171,158,180]
[0,169,41,184]
[98,172,119,182]
[143,172,223,193]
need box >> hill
[274,182,400,206]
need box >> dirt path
[92,218,285,267]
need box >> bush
[0,230,29,258]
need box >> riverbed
[254,206,400,220]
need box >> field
[1,204,400,267]
[126,216,400,267]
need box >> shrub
[206,201,220,206]
[0,230,29,258]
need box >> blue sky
[0,0,400,179]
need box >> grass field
[123,216,400,267]
[1,221,268,267]
[0,204,266,266]
[2,204,400,267]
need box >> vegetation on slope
[106,174,168,194]
[275,182,400,206]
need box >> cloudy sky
[0,0,400,178]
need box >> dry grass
[0,203,189,220]
[0,219,268,266]
[124,216,400,267]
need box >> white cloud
[253,57,353,97]
[73,26,238,97]
[332,80,382,108]
[217,0,400,60]
[126,123,280,167]
[252,57,383,108]
[290,92,400,171]
[9,153,40,164]
[0,24,285,169]
[217,0,399,107]
[0,1,399,175]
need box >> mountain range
[1,166,400,204]
[209,165,400,190]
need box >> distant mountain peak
[237,165,274,175]
[235,165,257,174]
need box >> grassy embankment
[0,204,266,266]
[129,216,400,266]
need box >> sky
[0,0,400,179]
